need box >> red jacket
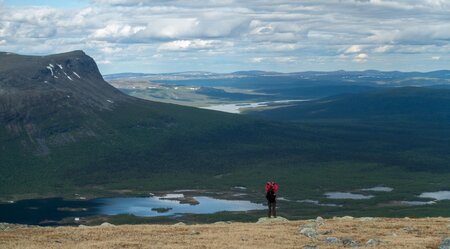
[265,182,278,193]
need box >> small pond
[418,191,450,201]
[325,192,374,200]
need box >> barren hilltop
[1,217,450,249]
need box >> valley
[1,51,450,225]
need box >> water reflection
[95,196,265,217]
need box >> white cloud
[431,56,440,60]
[345,45,362,54]
[100,46,123,54]
[250,56,298,63]
[353,53,368,63]
[373,45,393,53]
[0,39,6,45]
[92,24,146,40]
[97,60,112,64]
[158,39,231,51]
[251,57,264,63]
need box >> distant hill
[249,87,450,122]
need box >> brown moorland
[0,217,449,249]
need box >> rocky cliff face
[0,51,127,154]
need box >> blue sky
[4,0,88,8]
[0,0,449,74]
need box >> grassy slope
[2,55,450,220]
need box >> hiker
[265,181,278,218]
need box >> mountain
[0,51,124,154]
[0,51,281,196]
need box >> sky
[0,0,449,74]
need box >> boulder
[0,223,9,231]
[315,216,324,226]
[366,239,381,246]
[342,238,359,247]
[299,227,318,238]
[99,222,115,227]
[438,237,450,249]
[256,216,289,224]
[303,245,318,249]
[173,222,186,226]
[324,237,341,244]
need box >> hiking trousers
[268,201,276,218]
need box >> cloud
[1,0,450,73]
[431,56,440,60]
[158,39,232,51]
[92,24,146,40]
[373,45,393,53]
[353,53,368,63]
[251,57,264,63]
[250,56,298,63]
[345,45,362,54]
[97,59,112,64]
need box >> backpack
[266,187,276,202]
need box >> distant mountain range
[104,69,450,80]
[104,70,450,87]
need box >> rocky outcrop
[256,216,289,224]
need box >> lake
[0,195,265,226]
[201,99,309,114]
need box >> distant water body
[201,99,309,114]
[0,196,264,226]
[97,196,265,217]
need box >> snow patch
[73,72,81,78]
[57,64,63,69]
[106,99,114,103]
[46,65,54,76]
[63,71,73,81]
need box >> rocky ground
[1,217,450,248]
